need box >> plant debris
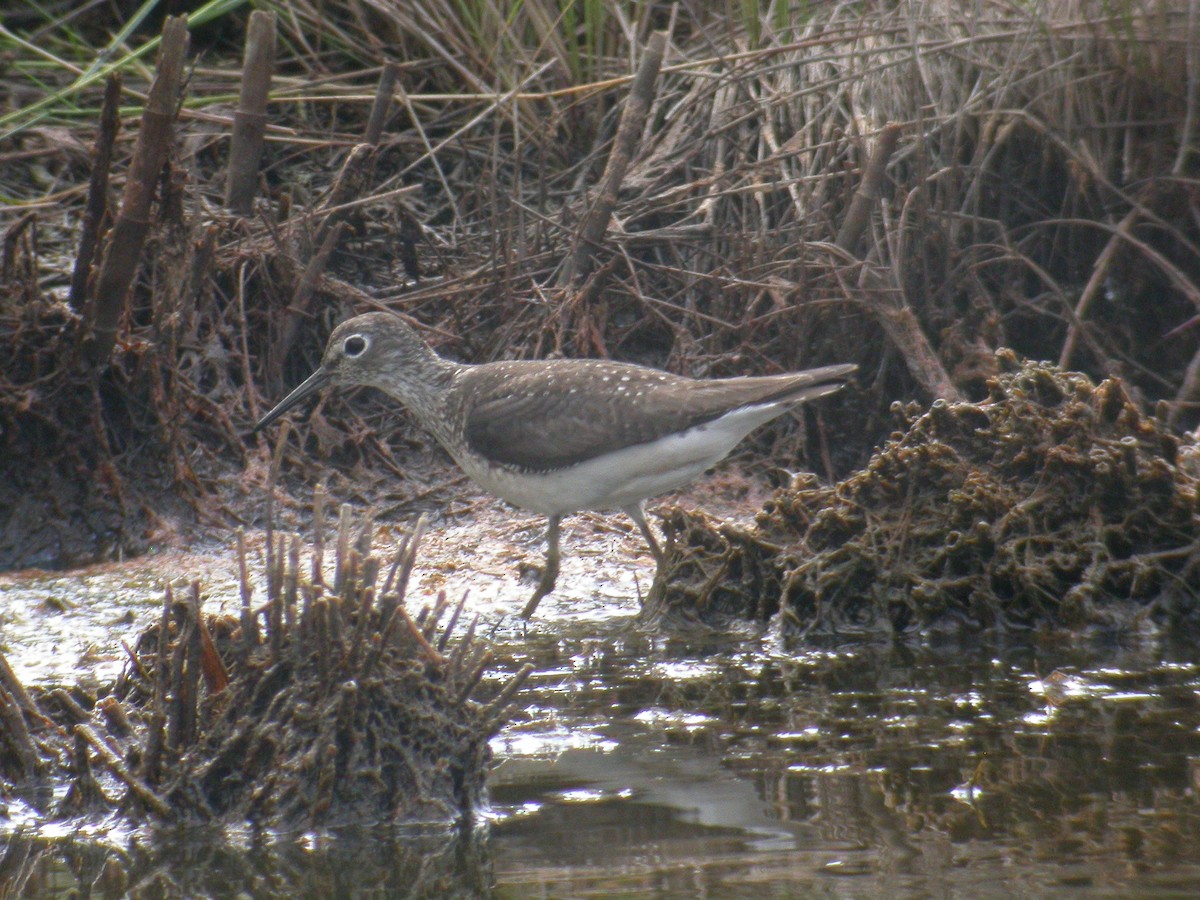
[0,504,531,828]
[646,351,1200,635]
[4,4,1199,572]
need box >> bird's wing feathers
[461,360,854,471]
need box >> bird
[254,312,855,617]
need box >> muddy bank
[4,4,1198,577]
[647,351,1200,634]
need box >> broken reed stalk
[365,63,400,145]
[237,528,258,662]
[483,662,534,725]
[837,124,962,402]
[263,418,289,612]
[315,143,375,247]
[1,212,36,282]
[858,266,963,402]
[271,220,347,382]
[68,74,121,311]
[0,682,43,778]
[559,30,668,287]
[142,586,172,785]
[0,650,40,720]
[264,141,371,380]
[225,9,276,215]
[333,503,353,595]
[87,15,189,366]
[197,604,230,694]
[312,482,327,588]
[76,723,170,817]
[836,123,901,254]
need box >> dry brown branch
[365,63,399,145]
[0,681,42,778]
[76,723,171,817]
[225,10,276,215]
[87,15,188,366]
[68,74,121,311]
[315,143,375,247]
[836,123,901,254]
[559,30,668,287]
[836,125,961,401]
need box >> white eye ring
[344,334,369,357]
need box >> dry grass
[0,0,1197,563]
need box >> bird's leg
[623,503,664,565]
[520,515,561,619]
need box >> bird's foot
[520,566,557,619]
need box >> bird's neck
[375,352,461,426]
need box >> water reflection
[5,610,1200,896]
[485,632,1200,896]
[0,825,492,898]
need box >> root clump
[648,350,1200,636]
[1,511,530,828]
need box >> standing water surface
[2,528,1199,897]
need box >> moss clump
[647,351,1200,635]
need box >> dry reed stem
[67,74,121,311]
[561,30,668,287]
[225,10,276,215]
[482,662,535,724]
[365,62,399,145]
[0,683,42,778]
[315,143,375,247]
[87,15,188,366]
[76,724,170,817]
[837,124,901,255]
[198,607,230,694]
[834,123,961,401]
[0,651,41,722]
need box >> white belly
[452,402,792,516]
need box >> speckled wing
[460,360,855,472]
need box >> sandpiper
[254,312,855,617]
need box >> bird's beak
[252,367,332,433]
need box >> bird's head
[253,312,440,433]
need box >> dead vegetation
[646,350,1200,634]
[0,1,1197,597]
[0,499,530,827]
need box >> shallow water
[3,517,1200,897]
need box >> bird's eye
[344,335,368,357]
